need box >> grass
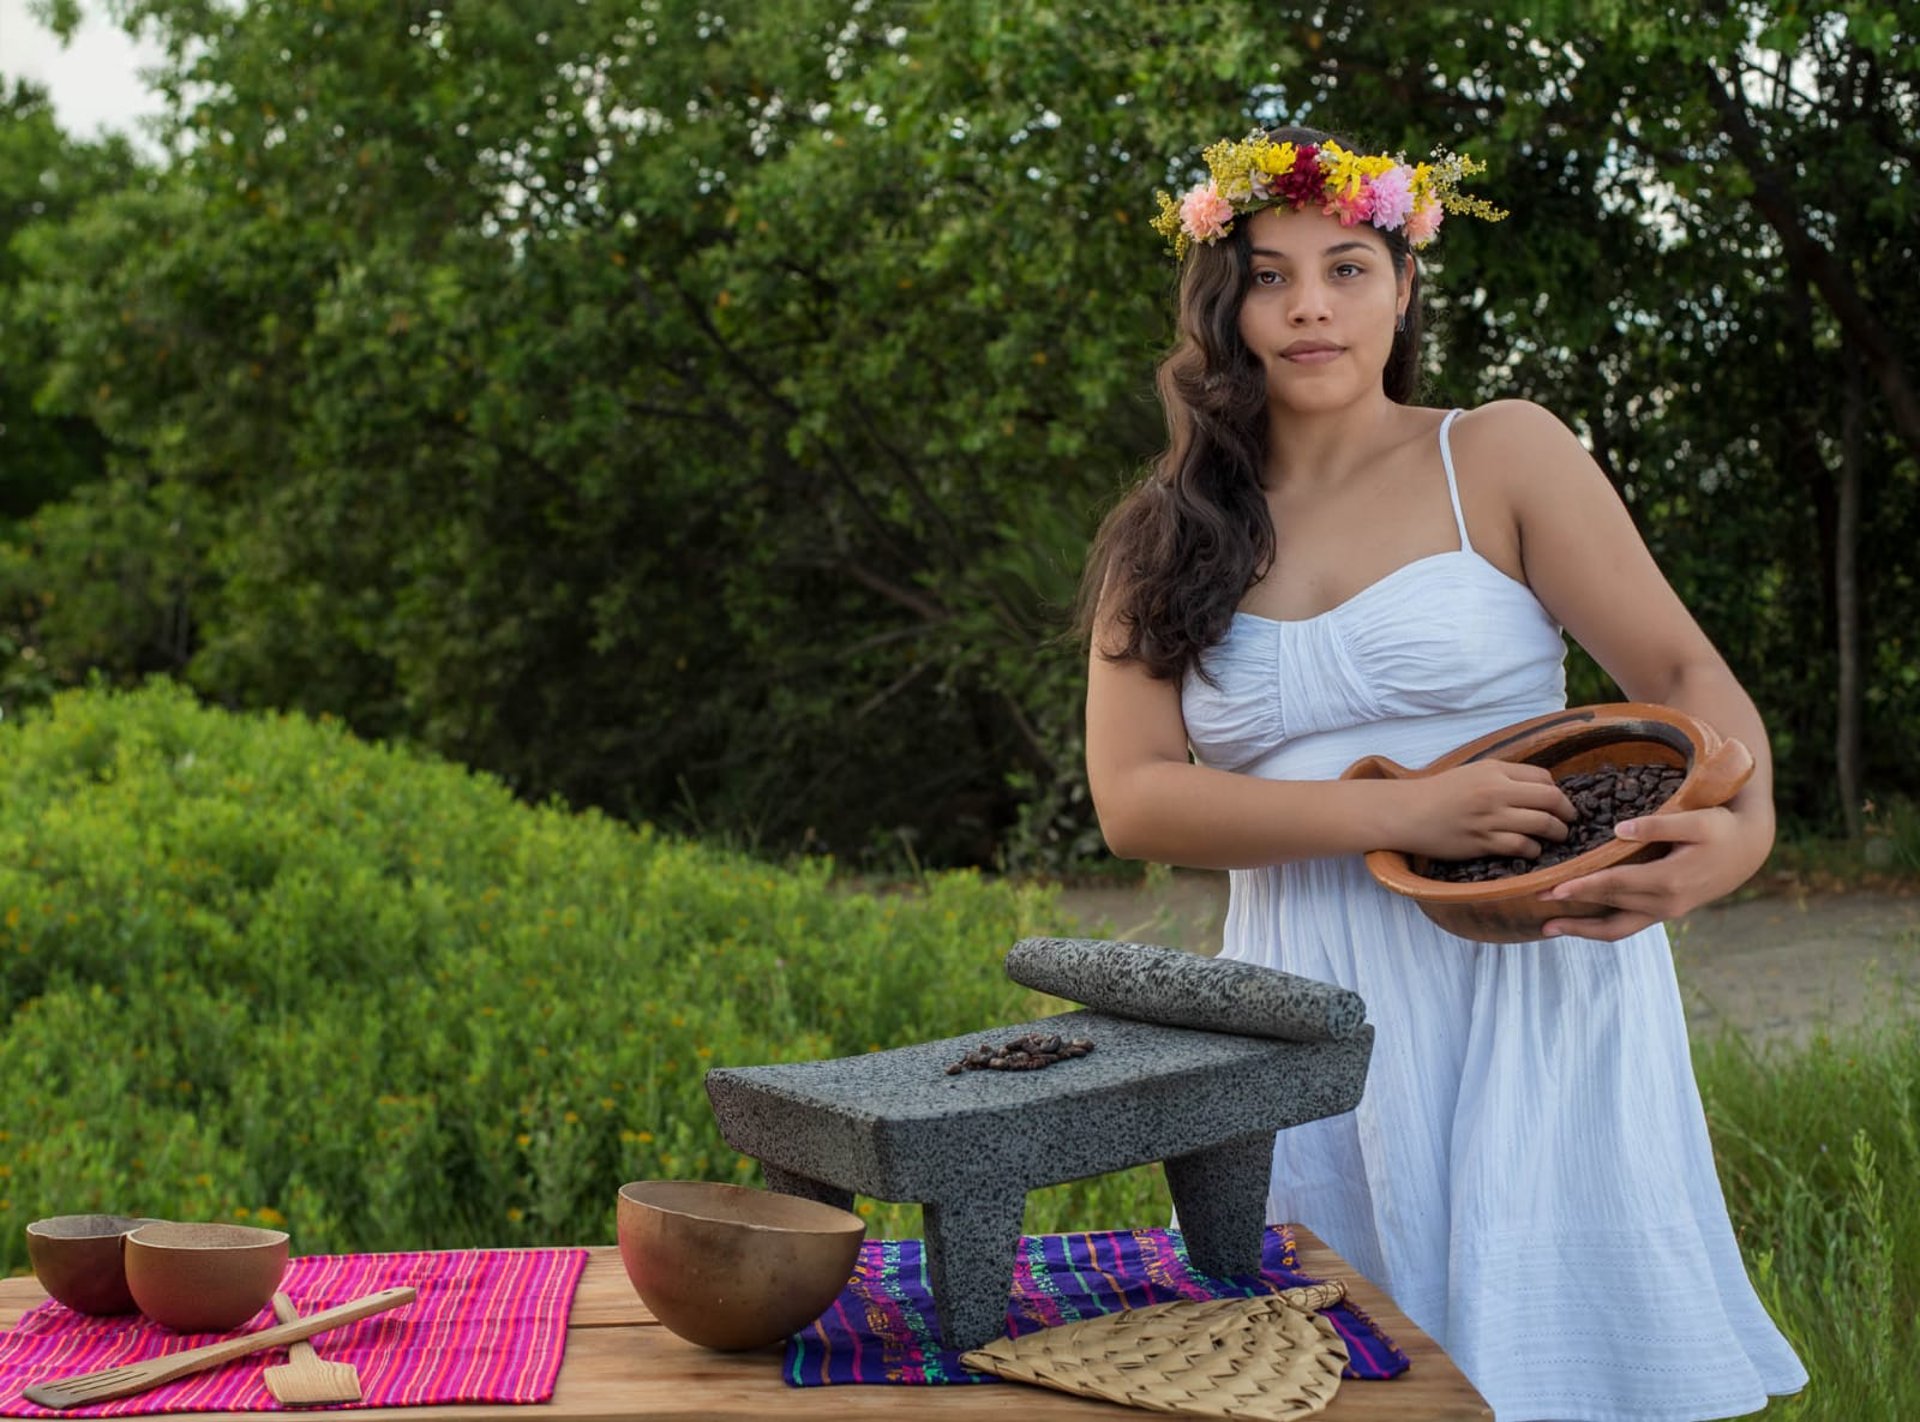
[1750,794,1920,897]
[1695,1006,1920,1420]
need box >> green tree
[0,78,153,707]
[0,79,142,523]
[7,0,1916,859]
[1242,0,1918,832]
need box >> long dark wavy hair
[1076,125,1424,684]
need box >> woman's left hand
[1539,804,1766,942]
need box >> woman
[1080,126,1807,1421]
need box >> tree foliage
[2,0,1915,863]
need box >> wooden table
[0,1229,1490,1420]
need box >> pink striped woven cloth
[0,1248,588,1416]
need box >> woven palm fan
[960,1282,1350,1420]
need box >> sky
[0,0,167,148]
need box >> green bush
[0,681,1162,1262]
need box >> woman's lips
[1281,347,1343,364]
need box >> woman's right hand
[1393,762,1576,862]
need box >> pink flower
[1324,186,1373,226]
[1405,196,1444,247]
[1179,184,1235,244]
[1367,168,1414,232]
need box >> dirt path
[1053,871,1920,1049]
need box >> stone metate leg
[921,1189,1028,1352]
[1164,1131,1274,1278]
[759,1163,856,1214]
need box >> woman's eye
[1254,270,1282,286]
[1333,263,1363,278]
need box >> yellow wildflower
[1319,141,1397,203]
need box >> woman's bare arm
[1461,399,1774,937]
[1084,604,1575,869]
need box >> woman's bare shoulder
[1450,399,1589,470]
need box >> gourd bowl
[123,1221,290,1332]
[1339,702,1754,944]
[25,1215,164,1315]
[616,1180,865,1352]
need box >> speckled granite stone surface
[706,993,1371,1350]
[1003,936,1366,1041]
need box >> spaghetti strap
[1437,407,1473,555]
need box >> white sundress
[1179,409,1808,1422]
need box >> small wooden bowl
[1341,702,1754,944]
[25,1215,165,1315]
[617,1180,866,1351]
[124,1221,290,1332]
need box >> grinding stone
[1004,937,1366,1042]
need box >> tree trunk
[1836,351,1863,839]
[1702,63,1920,475]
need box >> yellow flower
[1201,135,1259,201]
[1319,141,1397,203]
[1250,139,1298,180]
[1425,152,1507,221]
[507,1206,525,1222]
[1149,191,1187,256]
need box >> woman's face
[1235,205,1410,415]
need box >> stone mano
[705,939,1372,1353]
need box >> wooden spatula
[263,1292,363,1405]
[21,1286,414,1410]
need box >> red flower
[1270,145,1324,207]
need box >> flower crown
[1150,134,1508,259]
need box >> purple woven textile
[785,1224,1410,1386]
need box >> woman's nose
[1288,282,1333,322]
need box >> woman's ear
[1394,254,1419,329]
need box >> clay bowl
[1341,702,1754,944]
[124,1221,290,1332]
[617,1180,866,1351]
[25,1215,165,1315]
